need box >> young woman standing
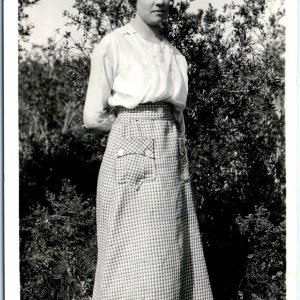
[84,0,213,298]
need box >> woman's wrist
[83,110,116,132]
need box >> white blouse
[83,23,188,137]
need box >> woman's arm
[172,106,186,139]
[173,52,188,140]
[83,34,118,132]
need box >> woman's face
[135,0,170,26]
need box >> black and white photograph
[4,0,297,299]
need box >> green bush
[236,206,285,300]
[19,0,285,299]
[20,180,97,300]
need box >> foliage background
[19,0,285,299]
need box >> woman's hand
[83,110,116,133]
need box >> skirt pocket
[115,137,156,190]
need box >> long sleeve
[83,34,118,132]
[172,54,188,139]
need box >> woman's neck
[130,16,162,43]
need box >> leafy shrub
[19,0,285,299]
[20,180,97,300]
[236,206,285,300]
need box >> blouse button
[118,149,125,156]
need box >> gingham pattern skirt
[92,102,213,299]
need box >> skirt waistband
[115,102,174,120]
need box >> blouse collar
[122,23,166,43]
[118,23,174,56]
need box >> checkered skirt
[92,102,213,299]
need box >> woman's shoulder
[114,23,135,36]
[101,24,137,41]
[91,28,122,56]
[94,24,135,48]
[92,33,114,55]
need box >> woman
[83,0,213,299]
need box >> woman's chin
[147,19,164,26]
[146,15,167,26]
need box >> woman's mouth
[152,10,165,14]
